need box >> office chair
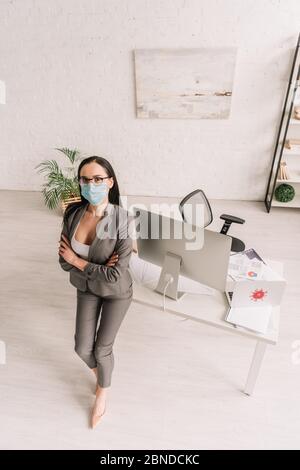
[179,189,245,252]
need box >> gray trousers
[74,284,132,388]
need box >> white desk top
[132,259,283,346]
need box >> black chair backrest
[179,189,213,228]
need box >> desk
[132,259,282,396]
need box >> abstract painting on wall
[134,48,237,119]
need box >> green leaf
[35,160,61,175]
[55,147,80,164]
[42,186,60,209]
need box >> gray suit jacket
[59,202,133,298]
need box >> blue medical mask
[81,181,109,205]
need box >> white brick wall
[0,0,299,200]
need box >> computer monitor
[132,207,232,300]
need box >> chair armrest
[220,214,245,225]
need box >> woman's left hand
[59,234,78,265]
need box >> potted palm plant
[35,147,82,213]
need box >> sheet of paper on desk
[229,258,285,283]
[226,305,272,334]
[229,249,266,281]
[129,253,214,295]
[262,264,285,281]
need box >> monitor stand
[154,251,186,301]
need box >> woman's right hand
[105,251,119,267]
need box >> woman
[58,156,133,429]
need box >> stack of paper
[226,248,285,334]
[228,248,266,281]
[228,249,284,284]
[226,305,272,334]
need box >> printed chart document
[228,248,266,281]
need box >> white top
[71,220,90,260]
[70,202,115,261]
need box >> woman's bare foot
[91,386,108,429]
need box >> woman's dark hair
[62,156,121,225]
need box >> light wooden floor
[0,190,300,450]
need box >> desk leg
[244,341,267,396]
